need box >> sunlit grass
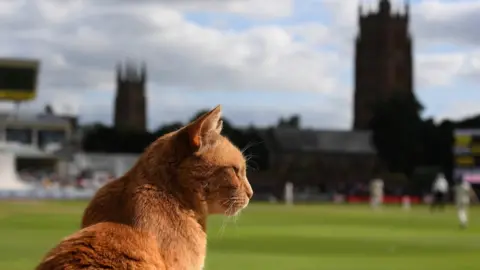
[0,201,478,270]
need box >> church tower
[353,0,413,130]
[113,61,147,132]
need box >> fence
[0,187,96,200]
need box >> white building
[0,112,72,149]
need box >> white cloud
[415,52,466,88]
[286,23,331,47]
[437,101,480,122]
[182,0,293,18]
[94,0,294,18]
[0,0,342,121]
[461,50,480,81]
[415,48,480,88]
[0,0,479,128]
[413,0,480,47]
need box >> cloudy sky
[0,0,479,130]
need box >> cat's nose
[245,182,253,199]
[246,189,253,199]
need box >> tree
[435,120,454,180]
[278,115,301,128]
[44,104,54,115]
[369,93,425,178]
[242,127,270,171]
[82,124,156,153]
[153,122,183,137]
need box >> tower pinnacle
[379,0,391,14]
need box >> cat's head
[170,105,253,216]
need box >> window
[6,128,32,144]
[37,130,66,149]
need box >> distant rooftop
[266,128,375,154]
[0,112,71,128]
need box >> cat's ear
[215,119,223,134]
[185,105,223,149]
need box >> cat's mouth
[223,196,249,216]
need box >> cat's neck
[117,169,208,270]
[123,154,208,232]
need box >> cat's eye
[232,166,240,175]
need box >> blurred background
[0,0,479,269]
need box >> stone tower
[113,61,147,132]
[353,0,413,130]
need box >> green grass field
[0,201,479,270]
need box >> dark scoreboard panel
[0,58,39,101]
[453,129,480,178]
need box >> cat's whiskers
[217,199,235,237]
[233,209,241,224]
[227,198,237,215]
[217,217,228,237]
[241,141,263,155]
[240,142,254,154]
[246,160,259,172]
[229,197,245,234]
[242,140,264,171]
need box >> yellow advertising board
[0,58,39,101]
[454,129,480,180]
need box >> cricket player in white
[431,173,449,212]
[370,178,384,210]
[455,179,478,228]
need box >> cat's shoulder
[36,222,165,270]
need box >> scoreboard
[0,58,39,101]
[453,129,480,183]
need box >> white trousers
[457,204,469,225]
[370,195,383,208]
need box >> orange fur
[36,105,253,270]
[36,222,165,270]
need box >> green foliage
[153,122,183,137]
[369,93,425,177]
[278,115,301,128]
[369,93,470,182]
[81,124,156,153]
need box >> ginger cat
[36,105,253,270]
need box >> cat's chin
[225,207,242,217]
[224,200,249,216]
[208,197,250,216]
